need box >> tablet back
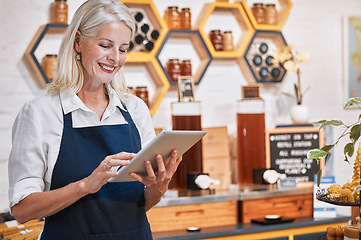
[108,130,207,182]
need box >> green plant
[307,97,361,186]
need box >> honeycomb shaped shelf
[195,2,254,59]
[238,0,293,31]
[24,23,68,88]
[123,58,169,115]
[121,0,168,60]
[156,30,212,88]
[237,30,288,84]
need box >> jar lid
[136,86,147,89]
[168,6,178,9]
[45,54,58,57]
[253,3,264,6]
[55,0,67,2]
[266,3,276,7]
[168,58,180,61]
[224,30,232,33]
[182,59,191,62]
[181,8,190,11]
[210,29,221,33]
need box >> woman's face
[75,21,131,86]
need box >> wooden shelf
[237,30,288,84]
[195,2,254,59]
[122,0,168,58]
[238,0,293,31]
[24,23,68,88]
[123,58,169,115]
[156,30,212,88]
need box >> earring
[76,53,81,61]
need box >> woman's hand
[80,152,134,194]
[130,150,182,210]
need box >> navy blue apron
[41,105,152,240]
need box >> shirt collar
[59,85,126,115]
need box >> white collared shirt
[8,87,155,208]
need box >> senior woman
[8,0,181,239]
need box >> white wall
[0,0,360,213]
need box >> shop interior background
[1,0,361,216]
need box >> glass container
[251,3,266,24]
[171,101,203,189]
[181,59,192,76]
[180,8,192,30]
[223,31,234,51]
[209,30,223,51]
[265,4,277,25]
[42,54,58,81]
[237,99,266,185]
[135,86,149,107]
[52,0,68,24]
[165,6,181,30]
[166,59,182,82]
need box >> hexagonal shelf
[122,0,168,60]
[24,23,68,88]
[195,2,254,59]
[238,0,293,31]
[123,58,170,115]
[156,30,212,88]
[237,30,288,84]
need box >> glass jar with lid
[135,86,149,107]
[180,8,192,30]
[223,31,234,51]
[265,4,277,25]
[165,6,181,29]
[52,0,68,24]
[181,59,192,76]
[209,30,224,51]
[42,54,58,81]
[251,3,266,24]
[166,59,182,82]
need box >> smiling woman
[8,1,183,239]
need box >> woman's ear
[74,30,81,53]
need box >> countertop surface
[152,216,350,240]
[155,183,314,207]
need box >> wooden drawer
[147,201,238,232]
[239,194,313,223]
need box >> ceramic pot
[290,104,310,124]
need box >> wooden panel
[239,194,313,223]
[147,201,238,232]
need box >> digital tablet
[108,130,207,182]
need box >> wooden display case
[156,30,212,88]
[238,0,293,31]
[24,23,68,88]
[195,2,254,59]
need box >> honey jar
[223,31,234,51]
[180,8,192,30]
[181,59,192,76]
[209,30,223,51]
[52,0,68,24]
[135,86,149,107]
[265,4,277,25]
[165,6,181,29]
[42,54,58,81]
[166,59,182,82]
[251,3,265,24]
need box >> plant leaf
[344,142,355,157]
[344,155,350,164]
[321,145,334,153]
[307,149,327,160]
[350,124,361,143]
[313,120,344,129]
[353,184,361,194]
[344,97,361,108]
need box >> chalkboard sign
[178,76,195,102]
[266,126,324,182]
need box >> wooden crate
[239,194,313,223]
[147,201,238,232]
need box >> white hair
[47,0,135,99]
